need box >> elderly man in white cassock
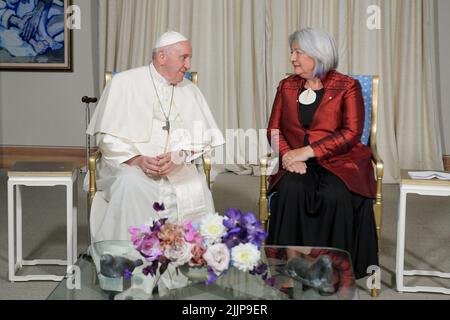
[86,31,224,293]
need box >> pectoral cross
[162,120,170,133]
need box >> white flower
[203,243,230,275]
[199,213,227,244]
[164,243,193,267]
[231,243,261,272]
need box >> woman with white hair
[266,27,378,280]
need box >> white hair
[152,47,161,60]
[151,45,173,61]
[289,27,339,77]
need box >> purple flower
[246,230,267,249]
[153,202,165,212]
[264,276,276,286]
[241,212,258,226]
[250,262,268,275]
[150,218,167,233]
[249,263,274,286]
[222,227,243,249]
[223,208,242,229]
[143,261,158,276]
[123,268,132,279]
[206,266,218,285]
[137,234,162,261]
[241,212,267,249]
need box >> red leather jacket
[267,70,376,198]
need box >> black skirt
[267,162,379,279]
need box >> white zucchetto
[153,31,189,49]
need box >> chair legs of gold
[372,177,382,298]
[259,158,269,233]
[370,270,378,298]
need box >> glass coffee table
[47,242,358,300]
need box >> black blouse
[298,87,324,145]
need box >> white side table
[395,170,450,294]
[8,161,78,282]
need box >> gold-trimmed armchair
[259,75,383,297]
[87,71,211,211]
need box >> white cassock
[86,63,225,243]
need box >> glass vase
[178,265,209,283]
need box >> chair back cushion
[350,75,373,146]
[184,71,194,82]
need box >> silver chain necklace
[149,66,174,133]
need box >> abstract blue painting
[0,0,71,70]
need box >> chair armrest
[371,148,384,183]
[88,150,101,210]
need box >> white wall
[437,0,450,155]
[0,0,98,147]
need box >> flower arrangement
[128,203,273,285]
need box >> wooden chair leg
[374,182,383,254]
[202,153,211,190]
[371,165,383,298]
[87,151,100,248]
[259,158,269,242]
[370,270,378,297]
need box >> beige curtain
[98,0,443,183]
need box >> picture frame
[0,0,72,71]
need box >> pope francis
[86,31,225,244]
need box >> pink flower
[189,245,206,267]
[138,234,162,262]
[203,243,230,275]
[128,225,151,246]
[183,221,204,245]
[164,242,193,267]
[158,222,184,249]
